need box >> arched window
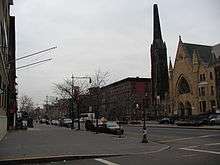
[177,77,190,94]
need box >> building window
[210,72,213,80]
[216,71,220,79]
[200,74,206,82]
[211,86,214,96]
[200,101,206,112]
[210,100,216,112]
[199,87,206,96]
[178,77,190,94]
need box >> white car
[210,114,220,125]
[51,120,59,125]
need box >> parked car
[46,119,50,125]
[40,118,46,124]
[51,120,60,125]
[60,118,72,128]
[210,114,220,125]
[85,120,95,131]
[96,121,124,135]
[159,117,175,124]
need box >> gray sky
[10,0,220,106]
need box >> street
[0,123,220,164]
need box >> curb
[0,154,124,165]
[128,124,220,130]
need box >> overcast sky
[10,0,220,106]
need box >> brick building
[99,77,151,121]
[0,0,16,140]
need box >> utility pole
[45,96,49,120]
[71,75,92,130]
[142,93,148,143]
[71,74,75,129]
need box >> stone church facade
[168,37,220,118]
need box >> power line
[16,58,52,70]
[15,46,57,61]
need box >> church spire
[153,4,162,40]
[169,57,173,71]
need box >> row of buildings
[42,4,220,123]
[0,0,17,140]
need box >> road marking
[95,158,120,165]
[180,147,220,155]
[181,154,197,157]
[159,134,220,143]
[205,142,220,146]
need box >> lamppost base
[142,133,148,143]
[142,137,148,143]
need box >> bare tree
[54,78,90,99]
[19,95,34,113]
[91,69,111,88]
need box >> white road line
[95,158,120,165]
[180,147,220,155]
[160,134,220,143]
[181,154,197,157]
[205,142,220,146]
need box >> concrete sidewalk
[0,124,168,164]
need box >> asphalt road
[40,124,220,165]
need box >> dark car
[159,117,175,124]
[96,121,124,135]
[85,120,95,131]
[60,118,72,128]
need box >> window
[199,87,205,96]
[211,86,214,96]
[210,100,216,112]
[200,101,206,112]
[202,101,206,112]
[210,72,213,80]
[200,74,206,82]
[178,77,190,94]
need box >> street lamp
[142,92,148,143]
[71,74,92,130]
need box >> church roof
[183,43,213,64]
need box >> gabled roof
[183,43,213,64]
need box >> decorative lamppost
[142,92,148,143]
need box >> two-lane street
[1,123,218,165]
[51,124,220,165]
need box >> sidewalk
[0,124,168,164]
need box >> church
[168,37,220,118]
[150,4,220,118]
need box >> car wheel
[210,121,215,125]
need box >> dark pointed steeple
[153,4,162,40]
[150,4,169,108]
